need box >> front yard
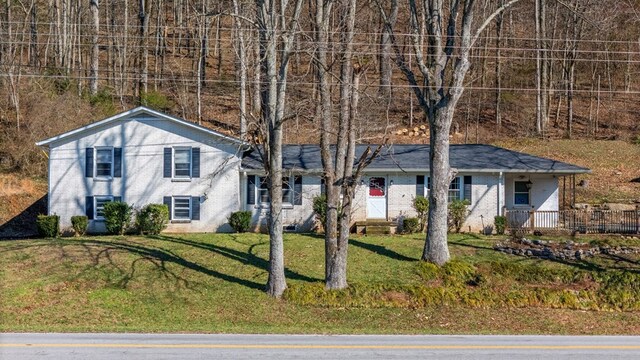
[0,233,638,334]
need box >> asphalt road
[2,333,640,359]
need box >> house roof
[35,106,245,147]
[241,144,591,174]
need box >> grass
[0,233,639,334]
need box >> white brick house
[37,107,590,234]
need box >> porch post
[636,205,640,234]
[498,172,505,216]
[572,174,576,208]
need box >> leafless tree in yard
[252,0,304,298]
[379,0,521,265]
[315,0,382,290]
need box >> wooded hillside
[1,0,640,177]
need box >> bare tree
[314,0,382,290]
[137,0,150,101]
[232,0,249,139]
[379,0,520,265]
[534,0,549,136]
[253,0,304,298]
[495,0,504,130]
[379,0,398,100]
[89,0,99,96]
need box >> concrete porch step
[352,220,397,235]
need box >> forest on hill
[1,0,640,177]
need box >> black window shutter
[86,196,94,219]
[464,176,472,203]
[247,175,256,205]
[113,148,122,177]
[114,196,122,202]
[163,148,172,178]
[416,175,425,197]
[320,178,326,196]
[85,148,94,178]
[427,177,431,190]
[163,196,172,220]
[191,147,200,178]
[294,175,303,205]
[191,197,200,220]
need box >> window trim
[172,196,192,221]
[94,146,114,179]
[172,147,192,179]
[513,180,532,207]
[94,195,114,220]
[424,176,464,202]
[448,177,462,203]
[254,175,295,208]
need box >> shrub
[412,195,429,231]
[36,215,59,238]
[402,217,420,234]
[228,211,252,233]
[507,212,529,241]
[88,88,116,114]
[447,199,469,233]
[140,90,173,111]
[494,215,507,235]
[136,204,169,235]
[71,215,88,236]
[312,195,328,231]
[103,201,133,235]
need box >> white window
[258,177,270,204]
[448,177,461,202]
[173,196,192,220]
[174,148,191,178]
[514,181,531,206]
[282,177,294,204]
[95,196,114,220]
[95,148,113,177]
[257,176,294,205]
[426,176,463,203]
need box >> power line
[1,71,638,96]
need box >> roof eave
[35,106,246,147]
[240,167,591,174]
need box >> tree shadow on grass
[446,236,640,274]
[349,239,417,262]
[0,238,266,291]
[150,234,321,283]
[548,253,640,274]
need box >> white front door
[367,177,387,219]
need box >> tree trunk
[254,0,303,298]
[423,110,452,265]
[495,0,504,130]
[89,0,99,96]
[379,0,398,100]
[535,0,542,134]
[138,0,150,101]
[233,0,248,139]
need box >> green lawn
[1,233,638,334]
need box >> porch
[505,208,640,235]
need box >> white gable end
[44,107,244,233]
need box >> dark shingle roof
[241,144,590,174]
